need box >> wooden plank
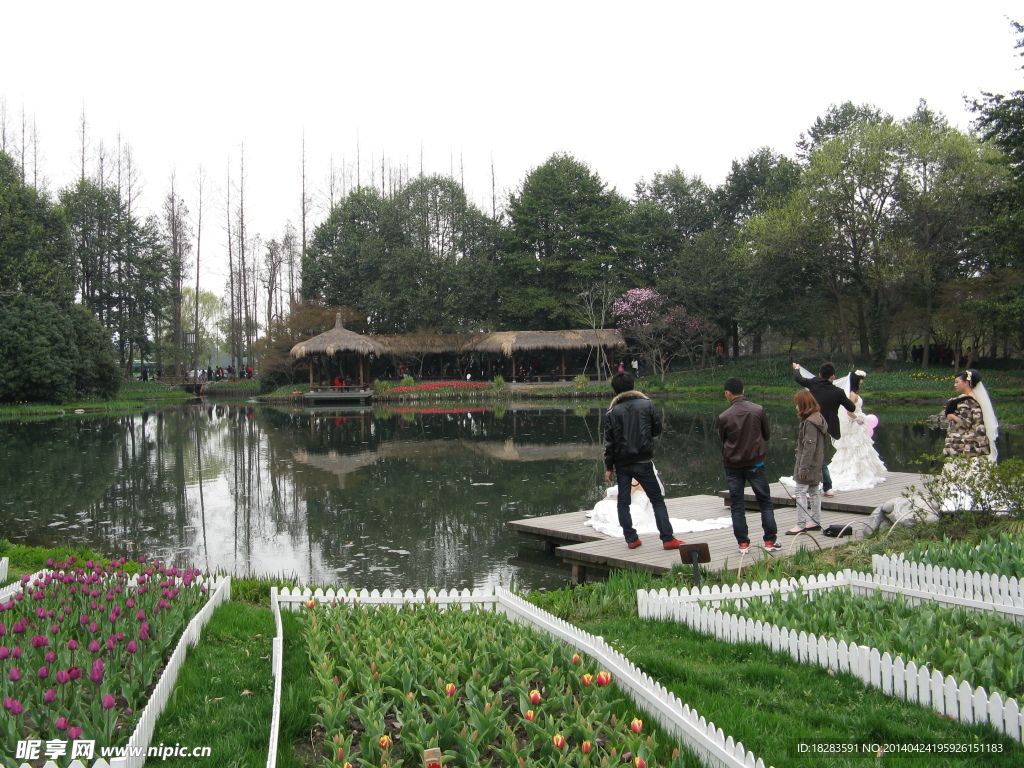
[554,503,875,581]
[716,471,926,514]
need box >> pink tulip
[630,718,643,733]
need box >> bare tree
[192,166,207,382]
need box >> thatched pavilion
[289,313,387,387]
[461,329,626,380]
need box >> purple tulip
[11,647,21,659]
[0,623,6,636]
[56,669,71,684]
[55,716,69,731]
[9,667,21,681]
[88,640,100,653]
[67,666,81,680]
[49,624,59,634]
[44,688,56,703]
[8,699,22,715]
[44,651,56,663]
[0,647,8,661]
[102,693,116,709]
[139,627,149,641]
[105,636,116,651]
[136,610,146,621]
[31,635,49,648]
[37,665,49,679]
[68,726,82,740]
[89,622,98,633]
[12,621,26,634]
[2,697,11,710]
[67,639,78,651]
[127,641,138,654]
[80,615,89,626]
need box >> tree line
[1,23,1023,402]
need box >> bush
[492,374,506,390]
[400,375,415,387]
[573,374,589,390]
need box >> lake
[1,399,1016,591]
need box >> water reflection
[0,402,1016,591]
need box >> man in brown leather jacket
[718,377,780,552]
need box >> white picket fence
[0,555,7,583]
[14,575,231,768]
[269,585,769,768]
[873,553,1024,607]
[636,568,1024,624]
[638,585,1024,743]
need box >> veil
[974,382,999,462]
[834,371,852,395]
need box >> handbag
[822,524,853,538]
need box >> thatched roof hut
[290,313,386,386]
[462,329,625,356]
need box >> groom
[792,362,857,496]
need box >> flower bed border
[11,572,231,768]
[269,586,768,768]
[638,572,1024,745]
[873,553,1024,605]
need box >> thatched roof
[462,329,625,356]
[374,332,469,356]
[290,314,387,359]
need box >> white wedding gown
[584,486,732,538]
[827,395,887,491]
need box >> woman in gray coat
[787,390,829,534]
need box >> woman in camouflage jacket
[943,370,991,458]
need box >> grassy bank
[4,512,1024,767]
[0,380,192,420]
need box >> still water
[0,400,1017,591]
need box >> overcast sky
[2,1,1022,294]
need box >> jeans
[793,480,821,528]
[725,465,778,545]
[616,462,674,544]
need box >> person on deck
[718,377,781,553]
[792,361,857,497]
[603,372,684,551]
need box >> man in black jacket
[792,361,857,496]
[604,372,683,551]
[718,377,780,552]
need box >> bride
[827,370,887,491]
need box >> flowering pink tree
[613,289,720,378]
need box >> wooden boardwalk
[507,472,927,583]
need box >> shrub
[573,374,589,390]
[492,374,506,390]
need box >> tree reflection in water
[0,402,1009,591]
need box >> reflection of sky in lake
[0,401,1016,592]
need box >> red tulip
[529,689,542,704]
[445,683,456,696]
[379,734,393,750]
[630,718,643,733]
[581,673,594,686]
[596,671,612,686]
[581,741,593,754]
[524,710,535,722]
[571,654,581,665]
[305,600,316,609]
[634,758,646,768]
[552,734,566,750]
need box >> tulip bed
[299,601,685,768]
[0,556,213,755]
[904,533,1024,579]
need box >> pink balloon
[864,414,879,429]
[866,427,874,437]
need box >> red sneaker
[627,538,642,549]
[663,538,685,550]
[738,542,750,553]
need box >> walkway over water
[508,472,926,582]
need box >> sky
[2,1,1022,295]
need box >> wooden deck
[716,471,926,515]
[507,472,927,583]
[304,387,373,404]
